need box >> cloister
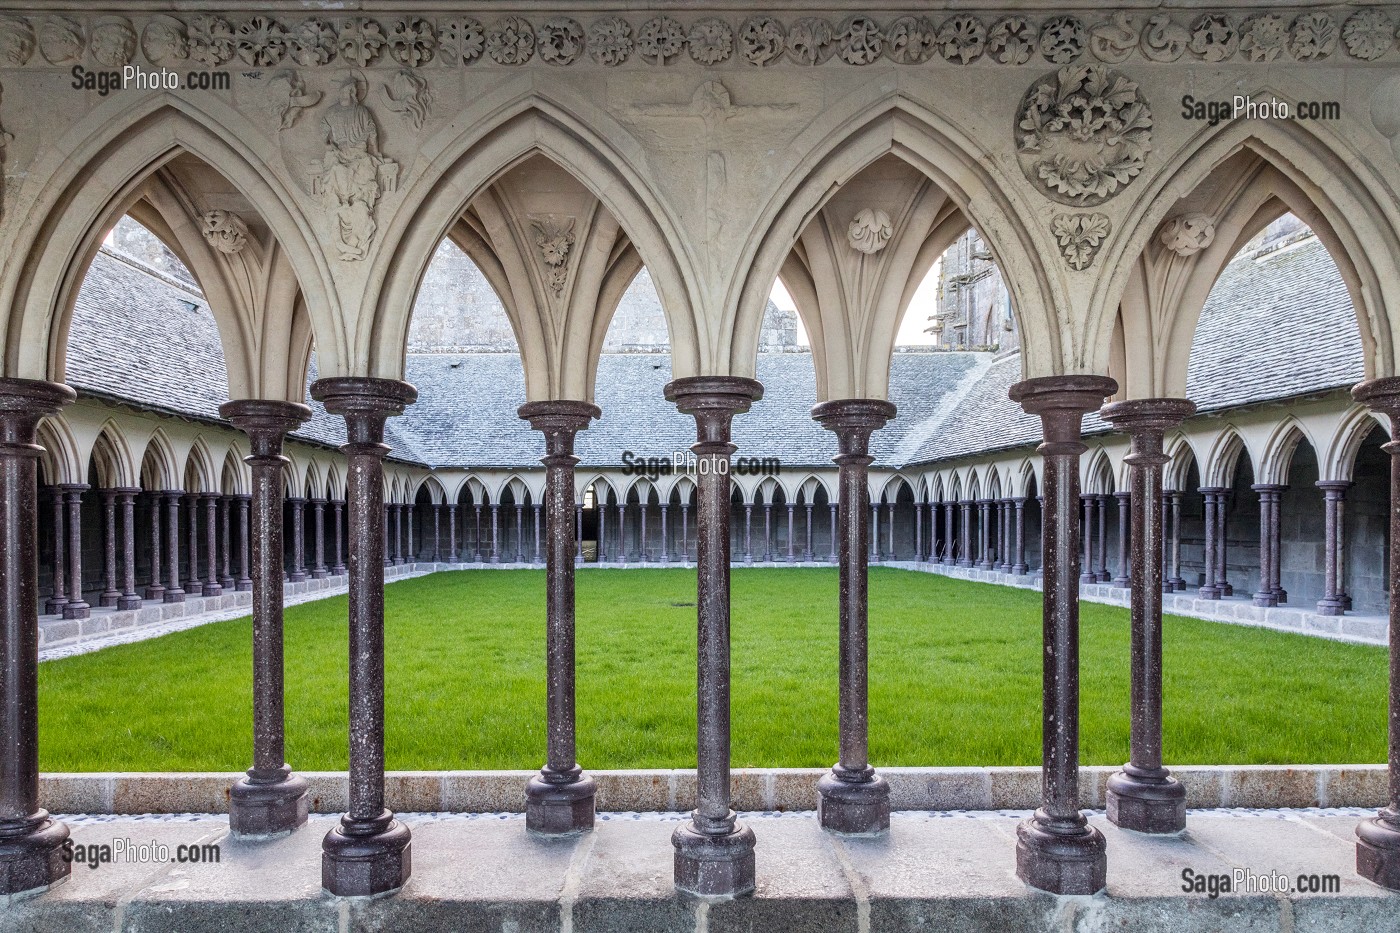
[4,1,1400,928]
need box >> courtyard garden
[38,567,1385,771]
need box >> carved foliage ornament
[848,209,893,255]
[1052,212,1110,271]
[200,210,249,254]
[0,13,1393,71]
[1159,213,1216,257]
[1017,65,1153,206]
[530,216,576,297]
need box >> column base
[1112,575,1130,588]
[1316,597,1346,616]
[1015,816,1107,895]
[1357,812,1400,889]
[236,579,253,592]
[143,585,164,601]
[1078,572,1096,584]
[331,565,347,577]
[322,811,412,897]
[672,817,756,897]
[61,600,90,620]
[288,571,307,583]
[0,817,70,896]
[229,770,309,838]
[311,569,329,580]
[1197,585,1221,600]
[43,598,67,615]
[99,591,120,608]
[203,583,224,598]
[525,771,596,835]
[1168,578,1187,592]
[116,594,142,610]
[817,770,890,835]
[162,588,185,604]
[187,582,204,597]
[1106,768,1186,833]
[1012,563,1028,575]
[1252,592,1278,608]
[219,575,235,590]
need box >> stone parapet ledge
[41,764,1385,816]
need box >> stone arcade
[4,1,1400,927]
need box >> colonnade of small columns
[5,377,1400,904]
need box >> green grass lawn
[38,567,1386,771]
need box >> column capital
[1197,486,1229,495]
[812,398,896,460]
[57,482,90,494]
[1099,397,1196,434]
[518,399,600,463]
[1250,483,1287,493]
[664,376,762,453]
[1316,479,1353,493]
[1353,377,1400,422]
[220,399,311,459]
[0,377,76,432]
[1010,375,1117,452]
[310,378,416,452]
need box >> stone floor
[907,561,1389,646]
[0,808,1394,932]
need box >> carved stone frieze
[39,16,84,65]
[1052,212,1110,270]
[884,16,934,65]
[1017,65,1153,206]
[1344,10,1395,62]
[0,11,1392,71]
[0,16,35,66]
[200,209,249,254]
[1089,13,1137,64]
[237,15,287,67]
[91,16,136,68]
[1188,14,1238,63]
[938,15,986,65]
[1140,14,1188,62]
[538,18,584,65]
[1158,213,1216,257]
[1039,16,1085,64]
[848,209,893,255]
[738,16,784,66]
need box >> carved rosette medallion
[1017,65,1153,207]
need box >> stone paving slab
[1,810,1396,932]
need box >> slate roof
[67,233,1362,473]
